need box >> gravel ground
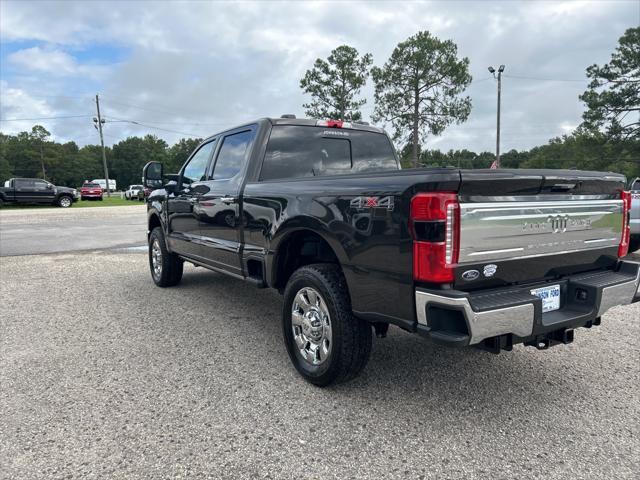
[0,206,146,256]
[1,251,639,479]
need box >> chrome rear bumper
[415,260,640,346]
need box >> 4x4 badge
[350,196,394,211]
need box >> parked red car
[80,182,103,201]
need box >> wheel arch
[268,221,350,293]
[148,211,162,238]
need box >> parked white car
[125,184,144,200]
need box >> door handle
[220,196,237,205]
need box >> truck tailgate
[454,169,627,289]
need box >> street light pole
[488,65,505,168]
[94,94,111,197]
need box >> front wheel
[149,227,183,287]
[57,195,72,208]
[282,264,372,386]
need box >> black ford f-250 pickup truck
[0,177,79,207]
[142,117,639,386]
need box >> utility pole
[488,65,505,168]
[94,94,111,197]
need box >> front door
[198,128,256,276]
[32,179,56,203]
[166,139,216,259]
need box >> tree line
[300,27,638,172]
[0,128,202,189]
[0,28,637,187]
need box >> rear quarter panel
[242,170,460,325]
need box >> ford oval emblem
[462,270,480,281]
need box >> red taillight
[618,190,631,257]
[410,192,460,283]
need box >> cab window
[182,140,216,185]
[211,130,254,180]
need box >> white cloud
[0,80,54,133]
[0,0,636,151]
[8,46,110,79]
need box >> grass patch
[1,195,144,209]
[75,196,144,208]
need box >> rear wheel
[57,195,72,208]
[282,264,372,386]
[149,227,183,287]
[629,236,640,254]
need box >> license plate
[530,284,561,313]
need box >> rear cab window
[259,125,398,181]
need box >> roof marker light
[316,120,351,129]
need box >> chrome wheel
[151,239,163,279]
[59,196,71,207]
[291,287,332,366]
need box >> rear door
[198,127,256,276]
[13,179,36,202]
[166,140,217,259]
[32,179,56,203]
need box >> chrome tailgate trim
[459,200,623,264]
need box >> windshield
[260,125,398,181]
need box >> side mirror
[143,161,164,189]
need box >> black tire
[148,227,183,287]
[57,195,72,208]
[99,197,103,201]
[629,236,640,254]
[282,263,372,386]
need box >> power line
[0,114,93,122]
[504,74,586,83]
[100,96,209,120]
[104,117,203,137]
[104,116,228,127]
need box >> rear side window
[211,130,254,180]
[15,179,35,188]
[260,126,398,181]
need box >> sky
[0,0,638,153]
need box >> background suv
[79,182,103,201]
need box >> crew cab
[80,182,103,201]
[0,178,79,208]
[142,117,640,386]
